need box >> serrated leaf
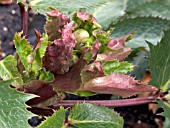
[0,80,36,128]
[126,0,170,20]
[85,0,127,29]
[79,73,158,97]
[111,17,169,50]
[68,103,124,128]
[29,0,114,15]
[148,30,170,91]
[102,60,134,75]
[38,107,67,128]
[13,32,32,71]
[0,56,23,87]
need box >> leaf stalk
[53,92,161,109]
[18,3,29,38]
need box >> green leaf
[0,56,23,87]
[157,100,170,122]
[163,118,170,128]
[39,71,54,82]
[68,103,124,128]
[129,50,149,80]
[73,90,96,97]
[31,34,48,73]
[126,0,153,11]
[85,0,127,29]
[29,0,114,15]
[0,80,36,128]
[111,17,170,50]
[83,50,92,63]
[13,32,32,71]
[157,91,170,127]
[102,60,134,75]
[126,0,170,20]
[148,30,170,91]
[38,107,67,128]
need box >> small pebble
[29,17,33,22]
[3,27,8,32]
[137,120,142,124]
[11,10,16,14]
[0,52,6,57]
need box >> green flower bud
[73,29,89,44]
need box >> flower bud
[73,29,89,44]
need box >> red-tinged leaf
[33,29,43,50]
[92,40,100,57]
[25,50,90,106]
[45,9,70,41]
[108,34,133,50]
[77,12,97,22]
[88,39,101,64]
[96,34,133,62]
[52,50,89,92]
[43,22,76,75]
[97,47,132,62]
[24,80,56,106]
[78,73,158,98]
[81,62,104,84]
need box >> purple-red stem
[18,3,29,38]
[53,92,160,109]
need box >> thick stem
[53,92,159,109]
[18,3,29,38]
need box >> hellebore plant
[0,1,170,128]
[9,9,158,105]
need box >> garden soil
[0,3,164,128]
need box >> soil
[0,3,164,128]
